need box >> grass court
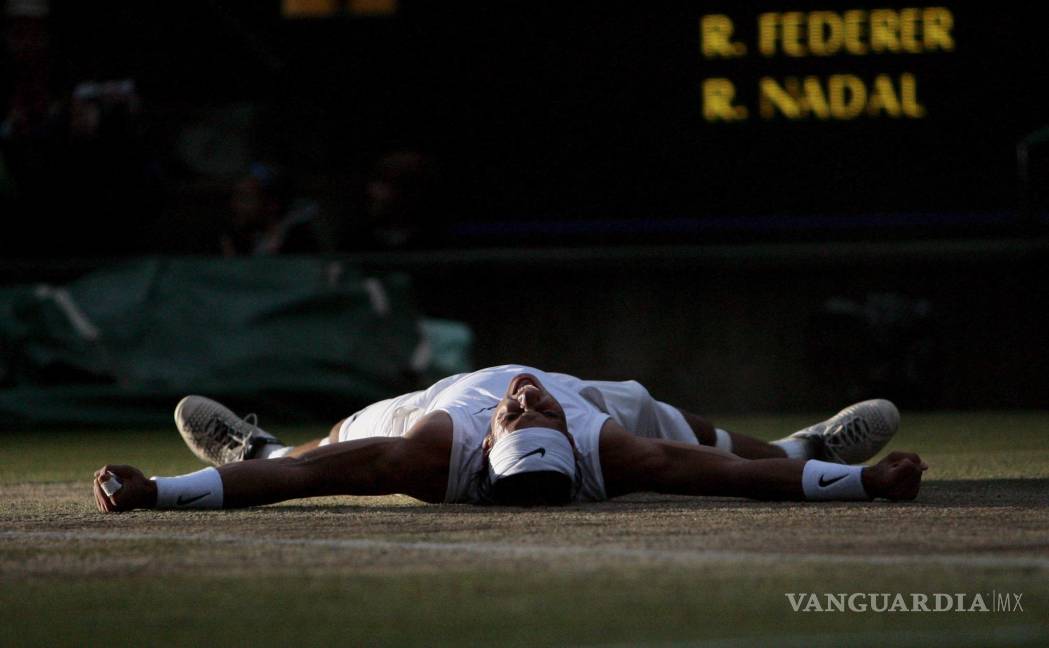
[2,411,1047,646]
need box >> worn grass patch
[1,565,1046,647]
[2,411,1048,646]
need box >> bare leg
[283,418,347,458]
[219,437,449,506]
[677,409,788,459]
[287,439,323,458]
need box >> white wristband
[802,460,869,501]
[151,467,224,509]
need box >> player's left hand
[92,465,157,513]
[862,452,929,501]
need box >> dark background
[4,0,1048,255]
[1,0,1047,414]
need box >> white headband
[488,427,576,483]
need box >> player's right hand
[862,451,929,501]
[92,465,157,513]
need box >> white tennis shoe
[788,399,900,464]
[174,396,284,466]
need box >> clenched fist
[862,452,929,500]
[92,465,157,513]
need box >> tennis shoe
[788,399,900,464]
[174,396,284,466]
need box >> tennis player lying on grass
[92,365,927,512]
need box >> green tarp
[0,257,471,427]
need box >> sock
[257,444,292,459]
[772,437,815,459]
[713,428,733,453]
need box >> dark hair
[471,448,583,507]
[489,471,574,507]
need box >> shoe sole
[829,399,900,463]
[174,395,227,467]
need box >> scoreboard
[9,0,1047,260]
[699,8,955,122]
[677,2,1045,226]
[130,1,1049,237]
[355,1,1049,234]
[678,3,1014,226]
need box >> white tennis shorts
[573,379,698,444]
[334,374,697,445]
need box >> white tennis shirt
[337,365,610,502]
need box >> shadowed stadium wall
[3,2,1048,416]
[1,237,1046,416]
[365,238,1048,414]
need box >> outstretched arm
[598,420,926,501]
[93,412,452,512]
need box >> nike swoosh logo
[176,491,211,505]
[818,474,846,488]
[520,447,546,460]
